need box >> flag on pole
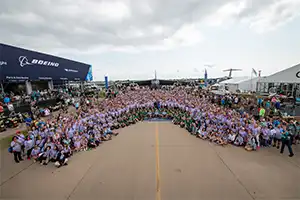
[105,76,109,89]
[204,69,208,86]
[252,68,257,76]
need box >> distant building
[0,43,91,94]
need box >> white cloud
[248,0,300,33]
[0,12,44,26]
[96,1,131,20]
[0,0,299,56]
[163,24,204,47]
[204,0,247,26]
[152,25,166,35]
[52,0,131,21]
[204,0,300,34]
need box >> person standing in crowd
[15,131,25,155]
[0,102,4,114]
[273,124,282,149]
[275,100,281,110]
[257,97,263,107]
[296,122,300,144]
[75,101,80,111]
[287,120,297,144]
[7,102,14,113]
[24,115,33,131]
[259,107,266,119]
[7,85,298,168]
[10,136,23,163]
[280,126,294,157]
[24,135,35,160]
[265,99,271,115]
[3,95,10,105]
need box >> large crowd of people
[9,86,298,167]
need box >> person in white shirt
[10,136,23,163]
[44,108,50,116]
[24,136,35,160]
[16,131,25,155]
[234,97,239,104]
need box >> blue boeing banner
[85,66,93,81]
[0,43,90,81]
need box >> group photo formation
[7,86,299,167]
[1,0,300,199]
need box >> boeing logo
[0,61,7,66]
[19,56,33,67]
[64,68,78,73]
[19,56,59,67]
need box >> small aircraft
[223,68,242,78]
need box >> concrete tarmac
[0,122,299,200]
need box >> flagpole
[257,70,261,93]
[204,69,208,87]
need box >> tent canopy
[219,76,250,85]
[260,63,300,83]
[219,76,259,92]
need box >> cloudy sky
[1,0,300,80]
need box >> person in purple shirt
[24,136,35,160]
[245,131,257,151]
[10,136,23,163]
[39,146,51,165]
[273,125,282,149]
[234,134,244,146]
[31,146,40,162]
[49,146,59,162]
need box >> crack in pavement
[208,142,256,200]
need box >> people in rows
[10,86,298,165]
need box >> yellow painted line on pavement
[155,123,161,200]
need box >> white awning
[260,63,300,83]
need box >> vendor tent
[260,63,300,83]
[219,76,259,92]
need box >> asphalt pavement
[0,122,299,200]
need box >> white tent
[219,76,259,92]
[260,63,300,83]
